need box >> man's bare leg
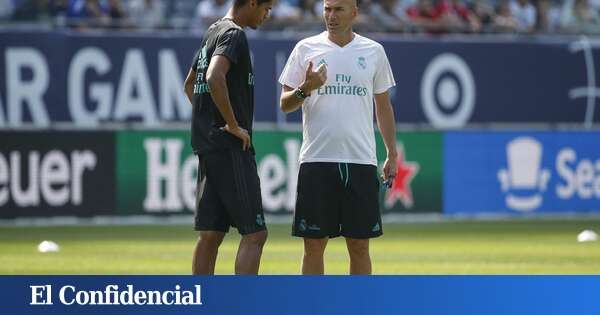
[345,237,371,275]
[302,238,328,275]
[193,231,226,275]
[235,230,268,274]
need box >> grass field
[1,219,599,274]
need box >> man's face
[323,0,357,35]
[248,0,273,29]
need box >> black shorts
[195,149,266,235]
[292,162,383,239]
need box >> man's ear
[250,0,257,8]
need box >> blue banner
[2,276,599,315]
[0,31,599,128]
[444,131,600,215]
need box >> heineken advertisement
[116,131,196,215]
[252,131,302,213]
[114,130,443,215]
[375,132,443,213]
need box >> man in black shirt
[183,0,272,275]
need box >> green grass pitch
[1,219,599,274]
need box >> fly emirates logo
[317,74,368,97]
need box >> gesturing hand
[301,61,327,93]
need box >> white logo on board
[498,137,550,211]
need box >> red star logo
[384,143,420,209]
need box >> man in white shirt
[0,0,14,20]
[128,0,166,30]
[278,0,398,275]
[510,0,536,32]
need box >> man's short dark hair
[234,0,272,7]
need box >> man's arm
[280,85,305,113]
[374,91,398,186]
[206,55,250,150]
[280,61,327,113]
[183,67,196,105]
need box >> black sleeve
[213,29,245,64]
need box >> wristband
[294,88,309,99]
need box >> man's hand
[300,61,327,93]
[381,154,397,188]
[222,124,251,151]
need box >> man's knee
[346,238,369,258]
[241,230,268,247]
[304,238,328,256]
[198,231,225,247]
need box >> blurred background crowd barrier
[3,0,600,35]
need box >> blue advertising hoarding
[0,31,598,128]
[444,131,600,215]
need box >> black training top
[190,18,255,155]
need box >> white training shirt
[278,32,396,166]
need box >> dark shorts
[195,149,266,235]
[292,162,383,239]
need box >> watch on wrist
[294,88,309,99]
